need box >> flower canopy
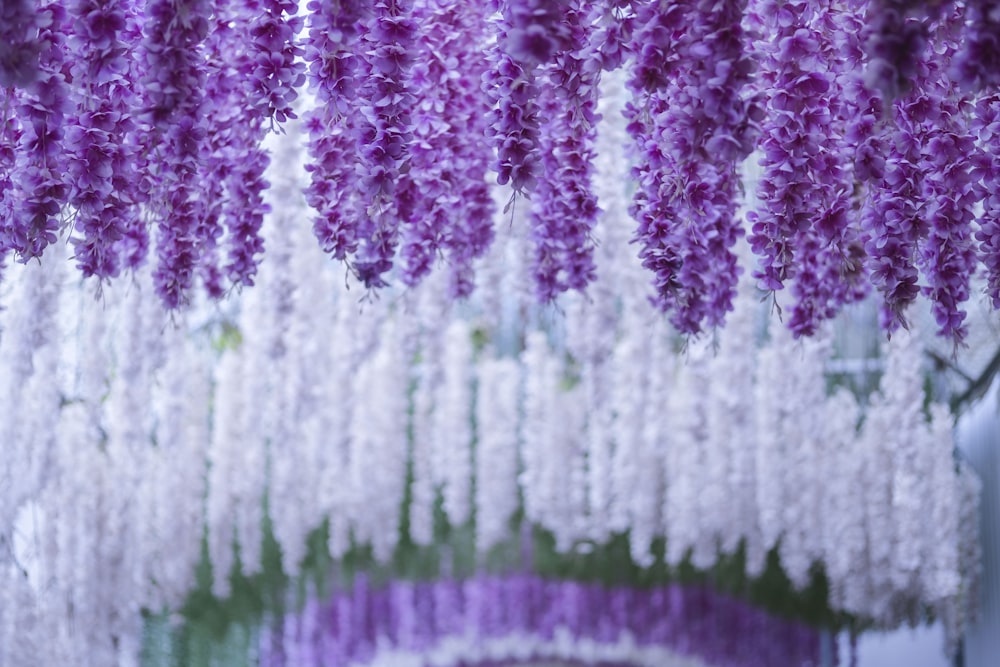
[1,2,997,666]
[2,0,1000,339]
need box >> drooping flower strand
[914,12,979,343]
[270,194,338,580]
[247,0,305,124]
[747,0,863,336]
[860,106,925,330]
[0,93,22,263]
[351,0,418,289]
[2,3,70,262]
[199,0,273,294]
[629,0,758,333]
[64,0,142,280]
[590,0,639,72]
[787,3,870,335]
[0,249,65,542]
[952,0,1000,92]
[971,94,1000,308]
[529,1,599,301]
[430,320,474,528]
[624,2,684,325]
[705,277,763,568]
[179,7,270,295]
[348,315,409,562]
[400,0,495,297]
[303,0,367,263]
[482,1,543,197]
[862,11,978,341]
[139,0,212,307]
[838,0,890,316]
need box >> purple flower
[264,575,826,667]
[349,0,418,289]
[528,0,599,301]
[399,0,495,298]
[65,0,143,280]
[139,0,211,308]
[1,2,71,262]
[505,0,573,67]
[627,0,757,333]
[863,0,931,101]
[861,10,978,341]
[972,94,1000,308]
[916,98,978,340]
[748,0,865,337]
[0,0,44,88]
[201,5,276,292]
[304,0,367,263]
[483,1,545,196]
[590,1,638,72]
[247,0,306,124]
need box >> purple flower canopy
[2,0,1000,339]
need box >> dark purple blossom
[304,0,368,263]
[861,10,978,341]
[201,1,275,293]
[0,92,23,261]
[350,0,418,289]
[748,0,864,337]
[139,0,211,308]
[590,0,639,72]
[529,0,599,301]
[483,0,544,196]
[627,0,757,333]
[65,0,143,280]
[914,19,979,342]
[247,0,306,124]
[399,0,495,298]
[971,94,1000,308]
[505,0,573,67]
[864,0,931,101]
[1,2,71,262]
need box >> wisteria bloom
[2,2,70,262]
[65,0,143,280]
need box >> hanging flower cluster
[64,0,143,280]
[3,1,1000,337]
[260,574,826,667]
[746,0,866,336]
[528,0,600,300]
[972,93,1000,307]
[626,0,758,333]
[2,2,70,262]
[401,0,494,297]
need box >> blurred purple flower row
[261,574,824,667]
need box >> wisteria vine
[4,1,1000,336]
